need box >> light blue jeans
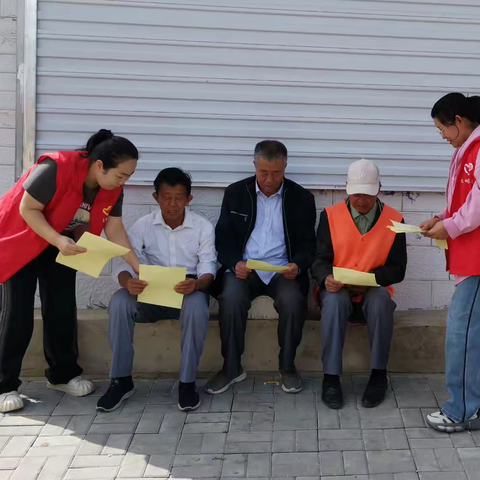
[442,275,480,422]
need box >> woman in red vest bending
[420,93,480,432]
[0,129,140,413]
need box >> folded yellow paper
[56,232,130,278]
[137,265,187,309]
[333,267,379,287]
[246,259,289,273]
[387,220,448,249]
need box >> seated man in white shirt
[97,168,216,413]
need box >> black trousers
[218,272,307,379]
[0,246,82,394]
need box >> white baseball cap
[346,159,380,196]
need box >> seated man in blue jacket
[206,140,316,395]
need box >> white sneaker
[427,410,479,433]
[47,376,95,397]
[0,391,24,413]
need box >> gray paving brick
[385,429,409,450]
[39,416,71,436]
[221,453,247,477]
[209,393,233,412]
[88,422,137,435]
[102,433,132,455]
[1,436,36,457]
[117,452,148,477]
[435,447,464,471]
[400,409,425,428]
[252,411,274,431]
[151,379,176,395]
[129,433,179,455]
[37,455,71,480]
[274,410,317,430]
[272,452,320,476]
[418,473,467,480]
[76,434,108,455]
[451,431,476,448]
[64,466,118,479]
[457,448,480,477]
[296,430,318,452]
[0,437,10,453]
[364,430,387,451]
[275,394,295,411]
[226,441,271,454]
[159,413,185,433]
[93,411,142,424]
[470,430,480,447]
[229,412,252,431]
[273,430,295,453]
[316,402,340,429]
[183,421,228,434]
[186,412,231,423]
[176,433,203,454]
[394,390,438,409]
[170,464,221,478]
[10,457,47,480]
[0,457,20,469]
[367,450,416,474]
[136,412,163,434]
[0,470,14,479]
[247,453,271,477]
[201,432,226,454]
[0,416,48,426]
[408,438,453,449]
[395,474,420,480]
[33,436,82,448]
[343,450,368,475]
[64,415,95,436]
[405,427,446,439]
[412,448,440,471]
[71,455,123,467]
[52,397,98,416]
[319,451,344,476]
[360,409,404,429]
[339,403,361,429]
[26,445,79,457]
[0,426,42,436]
[143,454,173,478]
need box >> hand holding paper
[246,259,289,273]
[387,220,448,249]
[333,267,379,287]
[138,265,187,309]
[56,232,130,278]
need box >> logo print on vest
[464,163,474,175]
[103,205,113,216]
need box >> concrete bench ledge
[24,306,447,377]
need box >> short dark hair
[154,167,192,196]
[431,92,480,125]
[254,140,288,162]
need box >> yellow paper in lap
[333,267,379,287]
[246,259,289,273]
[56,232,129,278]
[137,265,187,309]
[387,220,448,249]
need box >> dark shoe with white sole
[280,369,303,393]
[96,376,134,412]
[178,382,201,412]
[205,368,246,395]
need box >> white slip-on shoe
[47,376,95,397]
[0,391,24,413]
[427,410,479,433]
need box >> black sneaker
[96,377,134,412]
[178,382,201,412]
[362,369,388,408]
[280,369,303,393]
[322,375,344,410]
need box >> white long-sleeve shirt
[243,182,288,284]
[112,209,217,282]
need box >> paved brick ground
[0,374,478,479]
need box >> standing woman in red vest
[420,93,480,432]
[0,129,140,413]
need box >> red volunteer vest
[326,201,403,296]
[446,138,480,275]
[0,151,122,284]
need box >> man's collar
[153,208,194,229]
[255,181,284,198]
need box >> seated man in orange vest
[311,159,407,410]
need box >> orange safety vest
[325,201,402,296]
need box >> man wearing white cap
[311,159,407,410]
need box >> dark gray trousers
[218,272,306,379]
[320,287,396,376]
